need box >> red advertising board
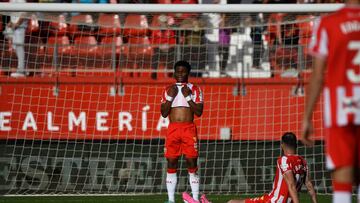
[0,77,324,140]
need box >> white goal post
[0,3,344,13]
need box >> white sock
[333,191,351,203]
[189,173,200,201]
[166,172,177,202]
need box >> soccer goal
[0,3,341,195]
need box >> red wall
[0,77,324,140]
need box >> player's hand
[181,85,192,97]
[301,119,315,146]
[167,85,178,97]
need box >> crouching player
[228,132,317,203]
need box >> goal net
[0,3,340,195]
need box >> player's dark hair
[281,132,297,149]
[174,60,191,73]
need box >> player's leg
[326,126,356,203]
[227,199,245,203]
[14,28,25,74]
[166,158,179,203]
[164,123,181,203]
[182,123,200,202]
[331,167,354,203]
[186,157,200,201]
[227,194,269,203]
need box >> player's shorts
[325,125,360,170]
[244,194,270,203]
[164,122,198,159]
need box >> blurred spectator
[218,14,231,77]
[150,14,176,79]
[180,16,206,77]
[268,13,299,77]
[250,13,265,69]
[172,0,199,25]
[8,0,28,77]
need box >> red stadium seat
[266,13,284,47]
[123,14,148,37]
[68,14,95,37]
[72,36,99,56]
[48,14,68,36]
[296,15,314,39]
[96,36,123,70]
[71,36,103,71]
[46,36,72,55]
[121,36,153,77]
[149,16,176,79]
[127,36,154,57]
[150,29,176,47]
[296,15,314,68]
[98,13,122,36]
[99,36,123,56]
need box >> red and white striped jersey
[268,155,308,203]
[161,83,203,107]
[309,6,360,128]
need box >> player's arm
[305,170,318,203]
[301,56,327,146]
[181,86,203,117]
[160,85,178,118]
[283,171,300,203]
[8,12,26,30]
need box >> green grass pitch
[0,194,354,203]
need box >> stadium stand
[97,13,122,36]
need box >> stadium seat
[46,36,72,55]
[68,14,95,37]
[296,15,314,68]
[121,36,153,77]
[39,36,72,73]
[150,29,176,47]
[296,15,314,39]
[297,15,314,51]
[99,36,123,56]
[71,36,103,70]
[123,14,148,37]
[95,36,123,70]
[73,36,99,56]
[98,13,122,36]
[48,14,68,36]
[150,15,176,47]
[266,13,284,47]
[127,36,154,57]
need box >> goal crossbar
[0,3,344,13]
